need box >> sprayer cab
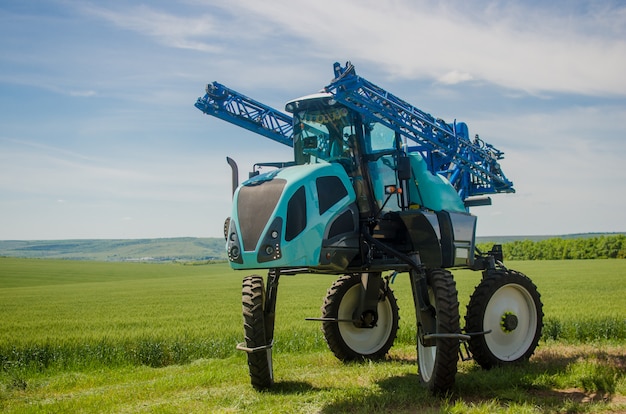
[225,92,477,272]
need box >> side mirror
[397,156,411,181]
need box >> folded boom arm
[325,62,514,199]
[195,81,294,148]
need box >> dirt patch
[529,388,626,413]
[533,343,626,368]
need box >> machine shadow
[319,348,626,412]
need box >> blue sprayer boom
[196,82,294,147]
[195,62,541,393]
[196,62,514,201]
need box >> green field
[1,258,625,413]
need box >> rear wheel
[321,274,399,361]
[417,269,460,393]
[241,275,273,389]
[465,270,543,369]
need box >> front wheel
[321,274,399,361]
[465,270,543,369]
[241,275,273,389]
[417,269,460,393]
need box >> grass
[1,257,625,412]
[2,344,624,413]
[0,259,243,371]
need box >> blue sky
[1,0,625,240]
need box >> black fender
[396,210,443,268]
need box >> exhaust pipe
[226,157,239,197]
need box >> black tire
[417,269,460,394]
[242,275,273,389]
[465,270,543,369]
[321,274,399,361]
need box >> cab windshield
[290,98,404,214]
[292,104,357,169]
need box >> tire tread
[242,275,273,389]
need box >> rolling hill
[0,233,623,262]
[0,238,227,262]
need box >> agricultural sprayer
[195,62,543,393]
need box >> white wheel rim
[483,284,537,361]
[337,285,394,355]
[418,327,436,381]
[418,288,436,381]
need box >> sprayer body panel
[226,162,360,270]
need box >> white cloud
[68,90,97,97]
[468,104,626,235]
[79,4,222,53]
[437,71,474,85]
[0,139,207,202]
[222,0,626,97]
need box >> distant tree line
[477,235,626,260]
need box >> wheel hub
[500,312,518,333]
[356,310,378,328]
